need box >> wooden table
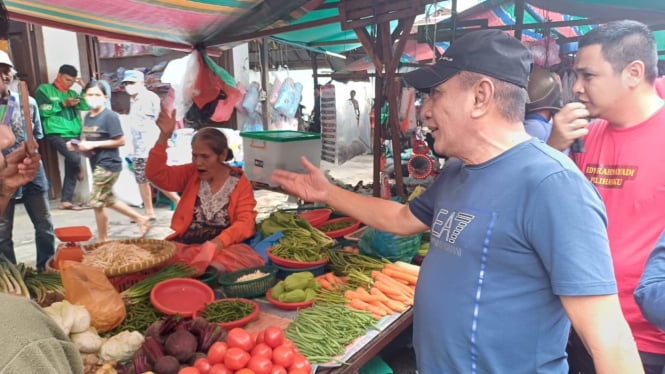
[317,307,414,373]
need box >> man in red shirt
[549,20,665,374]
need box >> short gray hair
[458,71,526,122]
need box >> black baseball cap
[404,29,533,91]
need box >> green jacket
[0,293,83,373]
[35,83,89,138]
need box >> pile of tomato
[178,326,312,374]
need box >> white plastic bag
[161,51,200,121]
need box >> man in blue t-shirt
[270,29,642,373]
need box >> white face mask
[125,84,140,96]
[86,97,106,109]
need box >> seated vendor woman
[145,110,257,250]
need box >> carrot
[371,313,383,320]
[369,300,394,315]
[344,289,359,300]
[372,271,415,297]
[349,298,387,316]
[382,267,418,286]
[325,272,342,284]
[384,299,408,312]
[373,280,410,303]
[345,287,390,303]
[318,277,334,291]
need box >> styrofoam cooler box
[240,130,321,186]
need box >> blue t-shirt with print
[409,139,616,374]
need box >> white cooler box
[240,130,321,186]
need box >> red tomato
[288,370,309,374]
[270,365,287,374]
[250,331,259,342]
[227,328,255,352]
[207,341,228,365]
[236,369,256,374]
[263,327,285,348]
[247,355,273,374]
[281,339,296,352]
[271,345,294,368]
[289,353,311,373]
[255,330,265,344]
[251,343,273,360]
[208,364,232,374]
[224,346,251,370]
[178,368,201,374]
[194,358,212,374]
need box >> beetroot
[153,355,179,374]
[164,327,198,363]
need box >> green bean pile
[284,303,378,364]
[202,300,254,323]
[107,300,160,336]
[319,220,354,232]
[270,228,331,262]
[325,247,388,275]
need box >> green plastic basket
[218,265,278,298]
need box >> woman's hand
[77,140,94,152]
[156,106,176,139]
[66,140,77,152]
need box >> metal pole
[260,38,270,130]
[514,0,526,40]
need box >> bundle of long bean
[121,264,198,304]
[324,247,388,275]
[107,300,160,336]
[284,303,377,364]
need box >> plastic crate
[218,265,278,298]
[240,130,321,186]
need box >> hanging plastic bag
[235,82,248,114]
[242,82,261,115]
[274,78,303,118]
[60,261,126,333]
[269,77,283,105]
[161,52,200,121]
[211,85,243,122]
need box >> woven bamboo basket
[80,238,176,277]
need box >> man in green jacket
[35,64,88,210]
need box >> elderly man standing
[122,70,179,219]
[271,29,642,373]
[0,51,55,271]
[35,64,88,210]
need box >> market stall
[3,206,425,373]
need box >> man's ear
[470,79,494,119]
[624,60,645,88]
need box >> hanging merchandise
[242,82,261,115]
[524,36,561,68]
[161,52,200,121]
[192,51,242,123]
[274,77,303,118]
[234,81,248,114]
[269,77,283,105]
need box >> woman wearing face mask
[145,107,257,255]
[66,81,151,242]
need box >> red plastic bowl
[267,248,329,269]
[194,298,260,330]
[265,288,314,311]
[316,217,362,239]
[54,226,93,243]
[298,209,333,227]
[150,278,215,318]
